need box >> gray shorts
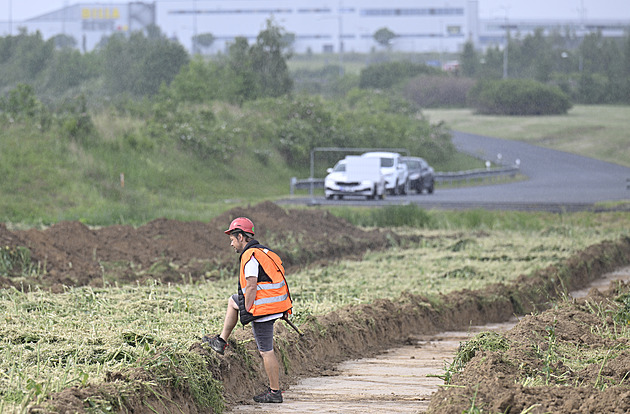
[251,318,276,352]
[232,294,276,352]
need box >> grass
[0,116,294,226]
[1,210,629,412]
[423,105,630,168]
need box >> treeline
[0,20,293,106]
[460,29,630,105]
[0,19,454,179]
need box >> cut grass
[1,210,629,412]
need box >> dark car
[401,156,435,194]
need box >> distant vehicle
[324,156,386,200]
[361,152,409,195]
[401,156,435,194]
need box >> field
[1,201,630,413]
[423,105,630,169]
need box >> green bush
[359,61,440,89]
[0,83,52,129]
[146,100,236,161]
[468,79,572,115]
[404,75,476,108]
[56,94,96,145]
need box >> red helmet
[224,217,255,235]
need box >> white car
[361,152,409,195]
[324,156,386,200]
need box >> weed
[542,322,558,385]
[229,340,258,379]
[442,331,510,384]
[614,293,630,325]
[275,338,292,375]
[0,246,39,277]
[463,385,484,414]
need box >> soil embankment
[230,267,630,413]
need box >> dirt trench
[229,267,630,413]
[201,236,630,414]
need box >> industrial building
[0,1,627,55]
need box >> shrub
[147,100,236,161]
[404,75,476,108]
[0,83,52,130]
[359,61,440,89]
[468,79,572,115]
[56,94,96,145]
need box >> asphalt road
[279,131,630,212]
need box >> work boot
[253,387,283,403]
[202,335,228,355]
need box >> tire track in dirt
[229,267,630,414]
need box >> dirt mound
[428,281,630,414]
[0,201,396,291]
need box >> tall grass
[328,204,601,232]
[0,116,294,226]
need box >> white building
[0,1,627,54]
[160,0,479,54]
[0,3,155,52]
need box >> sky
[2,0,630,22]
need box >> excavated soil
[3,202,630,414]
[0,201,398,291]
[428,276,630,414]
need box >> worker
[203,217,293,403]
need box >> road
[280,131,630,211]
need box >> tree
[192,33,215,54]
[249,18,293,98]
[51,34,77,50]
[100,28,189,97]
[226,37,259,102]
[374,27,396,49]
[460,41,478,77]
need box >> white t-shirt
[244,256,283,323]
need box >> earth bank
[427,277,630,414]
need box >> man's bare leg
[260,350,280,390]
[220,296,239,341]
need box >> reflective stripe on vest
[240,247,292,317]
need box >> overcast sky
[3,0,630,22]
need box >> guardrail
[435,166,520,185]
[290,166,520,195]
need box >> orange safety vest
[238,244,292,324]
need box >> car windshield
[333,163,346,172]
[380,157,394,168]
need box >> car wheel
[402,179,410,195]
[393,180,400,195]
[325,194,333,200]
[428,181,434,194]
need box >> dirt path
[230,267,630,413]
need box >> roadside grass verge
[1,210,629,412]
[423,105,630,169]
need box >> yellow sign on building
[81,8,121,20]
